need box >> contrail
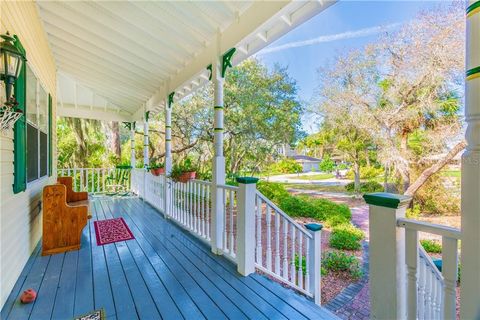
[257,23,402,55]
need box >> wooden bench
[42,184,89,256]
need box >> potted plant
[149,161,165,176]
[170,158,197,183]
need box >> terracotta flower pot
[150,167,165,176]
[178,171,196,183]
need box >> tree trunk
[110,122,121,158]
[67,117,88,167]
[353,161,361,194]
[404,141,466,196]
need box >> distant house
[291,155,322,172]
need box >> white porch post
[130,122,136,168]
[363,192,411,320]
[211,50,226,255]
[461,2,480,318]
[305,223,322,305]
[236,177,258,276]
[164,93,174,218]
[143,111,149,168]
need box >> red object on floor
[20,289,37,304]
[94,217,135,246]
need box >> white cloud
[257,23,402,55]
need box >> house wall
[0,1,57,309]
[301,162,320,173]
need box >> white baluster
[425,269,432,320]
[274,211,280,274]
[256,195,263,265]
[266,205,272,271]
[282,220,289,279]
[90,169,94,192]
[442,236,458,320]
[73,168,77,191]
[418,258,426,319]
[229,190,234,255]
[206,185,210,239]
[290,225,296,285]
[223,188,227,252]
[298,232,303,289]
[305,234,310,292]
[405,229,418,320]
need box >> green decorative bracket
[123,122,131,130]
[168,92,175,108]
[145,111,150,122]
[467,66,480,81]
[222,48,236,78]
[207,64,212,81]
[363,192,412,209]
[236,177,259,184]
[467,1,480,17]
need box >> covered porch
[0,195,335,320]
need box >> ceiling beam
[58,104,132,122]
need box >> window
[26,65,49,183]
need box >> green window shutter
[48,94,52,176]
[12,35,27,193]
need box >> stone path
[326,205,372,320]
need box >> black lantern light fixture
[0,32,24,105]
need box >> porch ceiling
[36,1,335,121]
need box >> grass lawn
[441,169,461,178]
[295,173,335,180]
[283,183,347,193]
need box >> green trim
[363,192,412,209]
[165,125,171,128]
[236,177,259,184]
[48,94,52,177]
[207,64,212,81]
[214,128,223,132]
[12,35,26,194]
[222,48,236,78]
[214,106,223,110]
[165,139,171,142]
[305,223,323,232]
[466,66,480,80]
[123,122,132,130]
[145,111,150,121]
[467,1,480,17]
[168,92,175,108]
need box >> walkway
[1,196,337,320]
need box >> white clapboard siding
[0,1,57,310]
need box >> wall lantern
[0,32,24,103]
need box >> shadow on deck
[1,196,337,320]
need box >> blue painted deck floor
[1,197,337,320]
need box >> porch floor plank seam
[1,196,338,320]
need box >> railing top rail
[217,183,238,191]
[190,179,213,186]
[60,167,112,170]
[256,190,312,239]
[397,217,461,240]
[419,245,444,282]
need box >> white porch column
[305,223,322,305]
[363,192,411,320]
[461,2,480,318]
[236,177,258,276]
[130,122,136,168]
[210,51,226,255]
[143,111,149,168]
[164,93,173,218]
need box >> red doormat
[94,218,134,245]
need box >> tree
[314,3,464,203]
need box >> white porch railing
[131,169,322,304]
[59,168,113,193]
[398,218,460,320]
[365,193,460,320]
[255,190,316,298]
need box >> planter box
[150,168,165,176]
[178,171,196,183]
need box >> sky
[256,1,444,134]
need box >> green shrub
[329,224,364,250]
[323,251,362,279]
[420,239,442,253]
[345,181,384,193]
[346,166,383,180]
[257,181,290,202]
[406,203,422,218]
[319,156,335,173]
[268,158,303,174]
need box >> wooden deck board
[1,196,338,320]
